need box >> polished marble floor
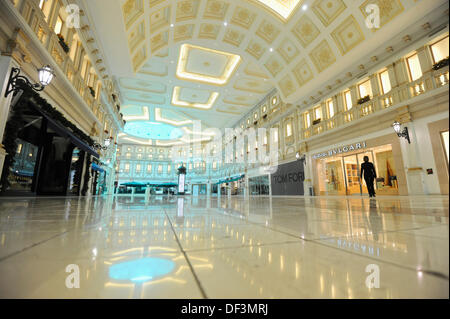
[0,195,448,299]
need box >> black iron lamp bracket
[92,143,107,151]
[4,67,44,98]
[397,127,411,144]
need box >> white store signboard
[312,142,367,159]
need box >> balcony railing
[300,65,449,140]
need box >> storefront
[312,134,407,196]
[192,184,207,195]
[428,118,449,194]
[92,162,106,195]
[249,175,270,195]
[216,174,245,195]
[0,87,98,196]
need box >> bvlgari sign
[312,141,367,159]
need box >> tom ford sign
[312,141,367,159]
[271,161,305,196]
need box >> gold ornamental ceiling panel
[176,44,241,85]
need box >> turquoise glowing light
[124,121,183,140]
[109,258,176,283]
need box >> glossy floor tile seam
[163,208,208,299]
[179,239,304,253]
[0,230,70,263]
[309,236,450,281]
[215,211,450,280]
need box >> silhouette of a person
[360,156,377,197]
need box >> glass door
[324,158,345,195]
[343,155,361,195]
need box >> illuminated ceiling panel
[122,106,150,121]
[176,44,241,86]
[172,86,219,109]
[251,0,303,21]
[155,108,193,126]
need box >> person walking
[360,156,377,197]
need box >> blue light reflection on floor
[124,121,183,140]
[109,258,176,283]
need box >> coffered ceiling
[80,0,446,145]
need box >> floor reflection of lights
[102,247,212,298]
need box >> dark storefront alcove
[1,90,98,196]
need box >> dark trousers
[364,177,376,196]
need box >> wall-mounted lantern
[296,152,306,165]
[392,121,411,144]
[5,66,55,97]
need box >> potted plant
[357,95,371,105]
[57,34,70,53]
[432,57,449,71]
[88,86,96,98]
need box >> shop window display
[321,159,345,195]
[317,144,398,196]
[7,138,39,192]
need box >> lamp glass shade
[38,65,54,86]
[392,121,402,134]
[104,138,111,147]
[296,152,300,159]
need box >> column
[369,74,381,98]
[0,56,18,183]
[393,58,411,100]
[145,185,150,202]
[349,85,358,105]
[303,159,313,197]
[369,74,381,112]
[206,182,211,197]
[244,175,249,197]
[299,142,313,196]
[416,45,434,74]
[396,107,427,195]
[400,127,427,195]
[268,173,272,196]
[386,63,400,104]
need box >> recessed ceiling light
[223,21,228,26]
[269,48,273,52]
[302,4,308,11]
[170,23,174,27]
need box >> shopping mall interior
[0,0,448,299]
